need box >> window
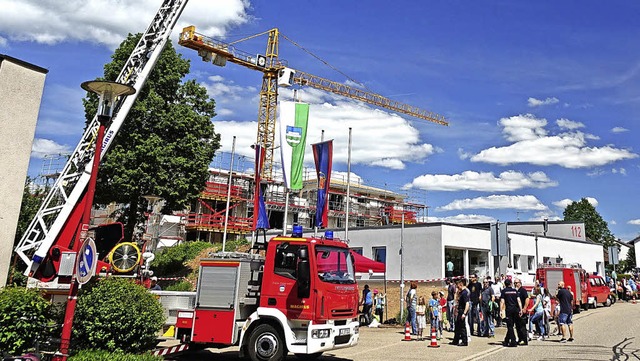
[527,256,535,272]
[316,246,355,284]
[351,247,363,255]
[513,255,521,271]
[274,244,305,280]
[373,246,386,264]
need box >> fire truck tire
[605,296,612,307]
[294,352,323,360]
[248,324,285,361]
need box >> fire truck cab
[536,263,588,313]
[175,230,360,361]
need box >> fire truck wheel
[605,296,612,307]
[294,352,323,360]
[248,324,285,361]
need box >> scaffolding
[184,151,429,242]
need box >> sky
[1,1,639,242]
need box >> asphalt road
[167,300,640,361]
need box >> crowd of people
[403,274,581,347]
[359,270,638,347]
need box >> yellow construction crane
[179,26,447,179]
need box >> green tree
[73,277,165,353]
[83,34,220,239]
[563,198,613,246]
[624,246,636,272]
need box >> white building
[342,220,604,286]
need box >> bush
[0,286,53,354]
[69,349,163,361]
[164,280,194,292]
[151,241,212,276]
[73,277,165,353]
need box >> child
[438,291,447,337]
[429,291,441,340]
[416,296,427,340]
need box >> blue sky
[2,1,639,241]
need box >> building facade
[0,55,48,284]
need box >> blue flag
[312,140,333,228]
[253,145,270,230]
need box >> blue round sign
[77,238,97,284]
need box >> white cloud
[557,118,584,130]
[31,138,72,159]
[610,220,617,225]
[425,214,496,224]
[437,195,547,211]
[628,219,640,225]
[211,87,440,170]
[528,97,559,107]
[552,197,598,209]
[406,170,557,192]
[612,168,627,175]
[0,0,250,49]
[587,169,606,177]
[0,36,6,47]
[499,114,547,142]
[471,114,638,168]
[611,127,629,133]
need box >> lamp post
[530,231,543,268]
[399,202,405,323]
[54,81,135,361]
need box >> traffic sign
[76,237,97,284]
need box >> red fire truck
[173,229,360,361]
[536,263,588,313]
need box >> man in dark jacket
[450,278,470,346]
[468,274,482,335]
[514,278,530,345]
[500,278,522,347]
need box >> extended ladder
[15,0,190,274]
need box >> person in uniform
[500,278,522,347]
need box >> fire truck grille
[334,335,351,345]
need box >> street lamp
[530,231,543,268]
[55,81,135,361]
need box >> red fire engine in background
[173,228,360,361]
[536,263,588,313]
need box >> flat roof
[0,54,49,74]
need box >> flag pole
[345,127,352,240]
[314,130,325,237]
[222,136,236,252]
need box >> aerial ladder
[178,26,448,180]
[14,0,190,285]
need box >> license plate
[339,328,350,336]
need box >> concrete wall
[0,55,48,285]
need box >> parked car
[586,274,614,307]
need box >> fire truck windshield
[316,246,356,284]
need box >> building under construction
[183,152,428,244]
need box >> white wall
[345,222,604,285]
[0,55,47,285]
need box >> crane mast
[179,26,447,180]
[14,0,190,279]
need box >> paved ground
[164,300,640,360]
